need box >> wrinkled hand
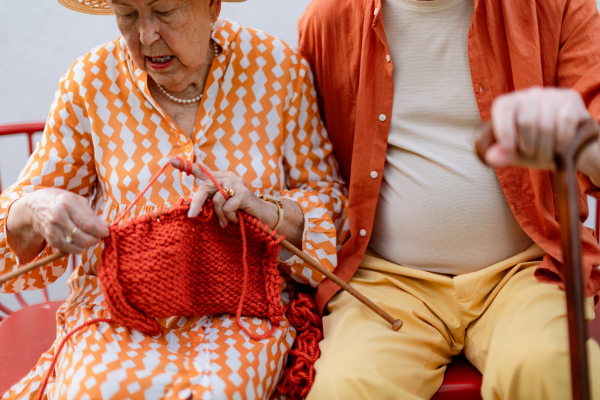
[169,157,271,228]
[483,87,598,170]
[22,188,109,253]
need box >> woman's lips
[147,55,174,69]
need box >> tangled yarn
[273,289,323,400]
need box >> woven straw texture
[99,197,283,336]
[58,0,246,15]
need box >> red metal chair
[0,122,68,396]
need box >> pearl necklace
[155,41,220,105]
[155,82,201,104]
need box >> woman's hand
[483,87,600,185]
[169,157,304,252]
[6,188,109,261]
[169,157,276,227]
[168,157,304,252]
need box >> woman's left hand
[168,157,275,228]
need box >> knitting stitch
[100,197,284,336]
[99,160,285,339]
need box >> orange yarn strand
[37,318,116,400]
[173,156,280,339]
[112,162,170,226]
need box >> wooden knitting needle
[0,237,403,331]
[283,238,404,331]
[266,229,403,331]
[0,251,67,285]
[0,223,403,332]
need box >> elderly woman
[0,0,347,398]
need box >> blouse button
[386,55,391,63]
[370,171,378,179]
[359,229,367,237]
[185,144,193,153]
[379,114,387,122]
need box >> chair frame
[0,122,70,395]
[0,121,48,322]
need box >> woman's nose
[139,17,160,46]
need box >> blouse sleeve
[0,62,97,293]
[275,57,349,288]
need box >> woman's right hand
[6,188,109,261]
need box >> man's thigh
[308,267,455,400]
[465,264,600,400]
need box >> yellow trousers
[308,244,600,400]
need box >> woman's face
[110,0,220,92]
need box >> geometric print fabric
[0,19,347,399]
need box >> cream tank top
[369,0,533,274]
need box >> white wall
[0,0,311,308]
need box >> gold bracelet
[258,194,284,230]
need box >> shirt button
[479,84,483,93]
[185,144,193,153]
[379,114,387,122]
[370,171,378,179]
[386,55,391,62]
[374,7,379,15]
[359,229,367,237]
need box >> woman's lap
[4,312,293,400]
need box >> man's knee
[483,333,571,399]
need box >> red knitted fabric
[100,198,284,337]
[98,160,285,339]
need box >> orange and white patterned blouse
[0,19,347,400]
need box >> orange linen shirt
[298,0,600,313]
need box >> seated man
[298,0,600,398]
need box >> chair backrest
[0,122,51,322]
[0,122,45,193]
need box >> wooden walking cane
[475,119,598,400]
[554,119,597,400]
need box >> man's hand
[480,87,600,186]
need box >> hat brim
[58,0,246,15]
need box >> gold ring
[223,187,235,198]
[65,226,78,244]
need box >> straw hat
[58,0,246,15]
